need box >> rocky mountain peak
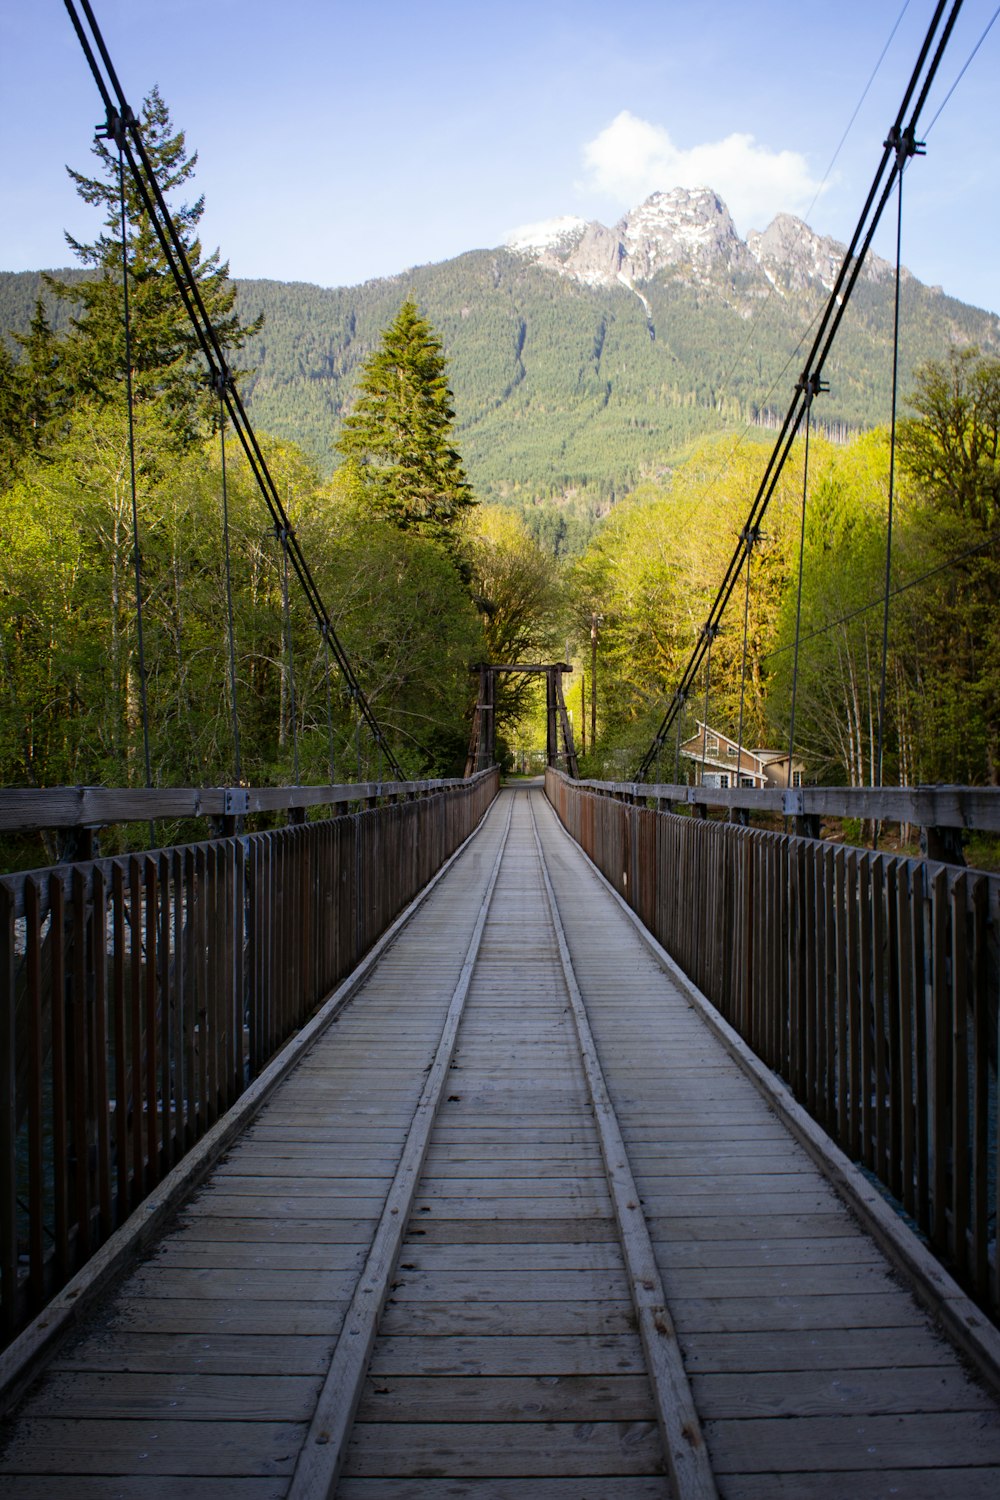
[618,187,753,281]
[507,189,914,298]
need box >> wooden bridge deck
[1,786,999,1497]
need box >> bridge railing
[546,768,1000,1324]
[0,768,499,1346]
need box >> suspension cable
[109,132,153,800]
[635,0,963,780]
[875,130,921,791]
[322,631,336,785]
[280,528,300,785]
[217,380,242,785]
[64,0,405,780]
[786,382,824,788]
[698,626,717,785]
[734,526,758,785]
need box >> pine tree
[335,298,475,549]
[46,87,260,445]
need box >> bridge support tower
[465,662,579,778]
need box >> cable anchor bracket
[884,123,926,167]
[96,104,135,150]
[797,372,829,406]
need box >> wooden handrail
[0,773,491,834]
[573,777,1000,835]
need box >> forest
[1,89,998,849]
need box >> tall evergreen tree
[335,298,475,549]
[46,87,260,445]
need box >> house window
[706,735,719,755]
[726,744,738,757]
[792,770,802,788]
[740,775,755,788]
[719,774,730,789]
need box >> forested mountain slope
[4,189,997,538]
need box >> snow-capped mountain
[507,187,908,296]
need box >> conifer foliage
[45,87,260,445]
[335,298,475,547]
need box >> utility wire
[663,0,914,544]
[635,0,963,781]
[924,2,1000,133]
[758,529,998,666]
[64,0,404,780]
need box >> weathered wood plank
[693,1365,995,1417]
[0,1418,303,1475]
[703,1410,1000,1471]
[342,1420,665,1478]
[337,1481,670,1500]
[19,1371,321,1421]
[49,1333,338,1376]
[354,1373,656,1422]
[367,1334,647,1378]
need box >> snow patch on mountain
[507,188,915,298]
[506,216,587,255]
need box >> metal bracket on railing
[783,789,805,817]
[224,788,249,816]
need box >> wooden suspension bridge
[0,774,999,1496]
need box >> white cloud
[582,110,825,232]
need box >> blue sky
[1,1,997,313]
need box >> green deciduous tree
[334,298,475,551]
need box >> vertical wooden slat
[0,882,19,1337]
[194,845,208,1139]
[157,853,174,1168]
[49,876,70,1280]
[71,867,91,1258]
[24,878,45,1309]
[143,857,160,1188]
[911,861,930,1235]
[128,858,145,1205]
[834,848,849,1147]
[233,836,246,1095]
[182,847,198,1149]
[950,871,970,1284]
[111,863,129,1220]
[170,849,185,1164]
[205,844,219,1128]
[930,865,951,1255]
[885,860,902,1202]
[969,876,989,1300]
[221,838,235,1104]
[806,845,819,1116]
[859,857,875,1171]
[871,857,888,1186]
[896,860,916,1217]
[91,866,112,1241]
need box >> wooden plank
[703,1410,1000,1472]
[725,1472,1000,1500]
[50,1333,339,1376]
[678,1327,958,1374]
[342,1420,665,1478]
[692,1365,996,1418]
[338,1481,670,1500]
[353,1373,656,1422]
[0,1481,288,1499]
[368,1334,647,1378]
[377,1299,638,1339]
[0,1418,303,1475]
[19,1371,320,1421]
